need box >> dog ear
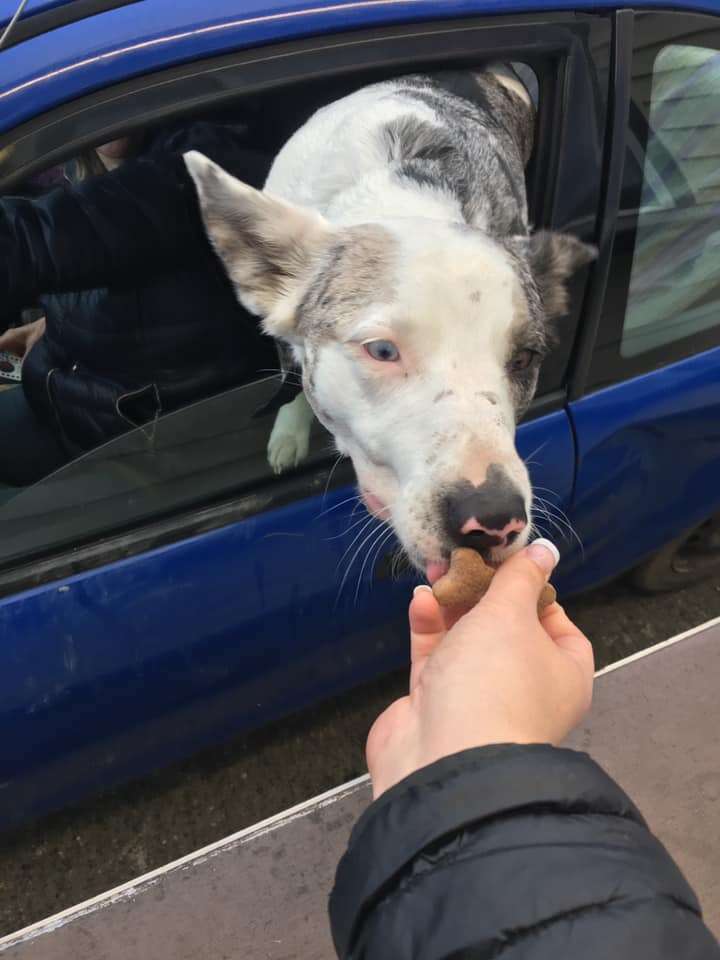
[525,230,597,319]
[184,151,331,335]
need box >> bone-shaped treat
[432,548,556,612]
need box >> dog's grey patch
[383,116,455,165]
[525,230,597,319]
[192,163,325,318]
[507,356,541,419]
[434,390,454,403]
[451,221,479,235]
[469,290,482,303]
[297,224,396,338]
[301,342,316,395]
[385,72,535,237]
[513,378,539,418]
[504,277,548,420]
[477,391,498,406]
[501,241,547,345]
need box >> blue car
[0,0,719,829]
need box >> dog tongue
[426,561,450,586]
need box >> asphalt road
[2,572,720,937]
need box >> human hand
[366,540,594,799]
[0,317,46,359]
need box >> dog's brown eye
[509,349,537,373]
[364,339,400,362]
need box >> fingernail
[526,538,560,573]
[414,584,433,596]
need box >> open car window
[0,11,609,582]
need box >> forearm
[0,121,271,308]
[330,745,719,959]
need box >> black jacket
[330,745,719,959]
[0,116,277,450]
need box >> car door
[564,10,720,596]
[0,9,608,827]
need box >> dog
[184,66,594,584]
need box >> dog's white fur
[186,69,592,575]
[261,77,528,480]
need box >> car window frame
[0,0,143,51]
[0,10,610,592]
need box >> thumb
[483,538,560,612]
[408,586,446,692]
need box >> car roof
[1,0,720,137]
[0,0,76,29]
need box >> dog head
[186,151,594,580]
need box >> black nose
[443,467,528,551]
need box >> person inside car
[329,539,720,959]
[0,114,277,486]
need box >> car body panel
[0,0,74,25]
[0,0,719,829]
[0,411,575,827]
[563,345,720,595]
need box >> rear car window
[621,44,720,358]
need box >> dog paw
[268,431,310,474]
[267,400,312,475]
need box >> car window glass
[0,112,330,513]
[621,44,720,358]
[0,377,333,570]
[0,59,575,573]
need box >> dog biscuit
[432,547,556,612]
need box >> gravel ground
[1,573,720,936]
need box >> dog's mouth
[426,560,450,585]
[360,488,508,584]
[426,550,502,585]
[426,528,511,583]
[360,487,388,518]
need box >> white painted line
[0,774,370,950]
[594,613,720,677]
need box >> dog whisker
[315,493,361,520]
[391,545,412,582]
[371,525,400,584]
[320,454,346,507]
[532,498,584,557]
[336,517,389,607]
[324,511,376,542]
[531,485,563,501]
[523,440,549,469]
[355,524,395,605]
[337,513,378,569]
[258,367,303,381]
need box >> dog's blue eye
[364,340,400,362]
